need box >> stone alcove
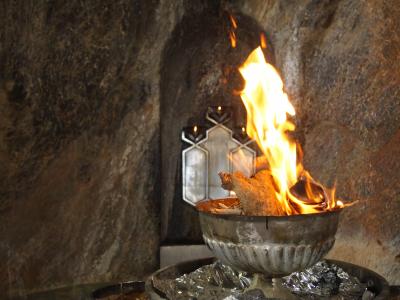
[159,7,272,244]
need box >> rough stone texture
[0,0,186,297]
[1,0,399,296]
[232,0,400,284]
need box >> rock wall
[0,0,399,296]
[233,0,400,284]
[0,0,188,296]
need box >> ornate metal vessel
[198,198,341,277]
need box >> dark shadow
[159,6,272,243]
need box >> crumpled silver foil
[282,260,373,299]
[153,261,254,300]
[153,260,375,299]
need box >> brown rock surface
[0,0,186,297]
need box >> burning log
[218,169,347,216]
[196,198,242,215]
[219,170,285,216]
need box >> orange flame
[229,15,238,48]
[239,47,343,214]
[260,33,267,49]
[229,32,237,48]
[229,15,238,29]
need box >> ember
[219,46,347,216]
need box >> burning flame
[239,47,343,214]
[229,15,238,48]
[260,33,267,49]
[230,14,238,29]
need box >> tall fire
[219,45,345,216]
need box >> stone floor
[10,283,108,300]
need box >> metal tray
[145,257,390,299]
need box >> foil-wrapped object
[282,260,371,299]
[153,260,375,299]
[153,261,253,300]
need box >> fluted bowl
[197,198,341,277]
